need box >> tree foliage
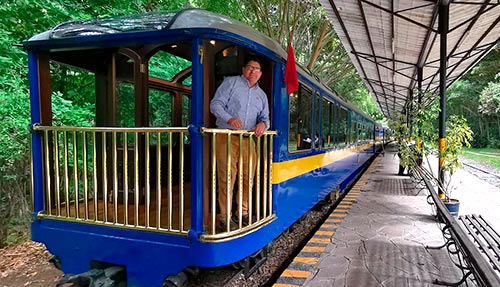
[447,48,500,148]
[209,0,381,119]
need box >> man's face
[242,60,262,86]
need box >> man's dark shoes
[232,214,250,226]
[242,214,249,226]
[217,218,237,233]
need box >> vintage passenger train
[23,9,384,286]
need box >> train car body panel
[23,9,382,286]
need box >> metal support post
[438,1,450,197]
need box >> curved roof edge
[22,8,373,121]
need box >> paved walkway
[301,144,465,286]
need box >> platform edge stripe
[315,230,335,236]
[320,223,337,229]
[332,209,348,213]
[281,269,311,278]
[293,256,320,264]
[302,246,325,252]
[327,217,343,225]
[325,218,342,223]
[338,202,353,206]
[309,237,331,244]
[273,284,301,287]
[335,209,350,212]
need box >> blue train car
[23,9,381,286]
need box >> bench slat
[476,215,500,252]
[459,214,500,272]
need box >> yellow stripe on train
[272,142,374,184]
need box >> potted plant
[438,115,474,216]
[389,96,438,175]
[388,113,411,175]
[392,94,473,217]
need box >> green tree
[0,0,188,247]
[478,81,500,147]
[447,48,500,147]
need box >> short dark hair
[243,55,263,68]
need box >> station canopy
[319,0,500,118]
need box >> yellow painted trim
[336,207,350,211]
[327,219,343,224]
[293,257,320,264]
[310,237,331,244]
[273,283,300,287]
[272,143,374,184]
[302,246,325,252]
[338,202,352,206]
[330,213,347,218]
[281,269,311,278]
[320,223,336,229]
[438,137,446,167]
[316,230,335,236]
[325,218,341,223]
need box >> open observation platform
[274,143,500,287]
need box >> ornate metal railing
[32,125,189,235]
[200,128,277,241]
[32,125,277,240]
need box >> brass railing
[200,128,277,241]
[32,125,189,235]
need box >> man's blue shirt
[210,75,270,130]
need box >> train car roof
[22,8,286,58]
[21,8,374,122]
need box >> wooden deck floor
[48,183,192,231]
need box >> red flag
[284,43,299,94]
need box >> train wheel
[162,267,199,287]
[49,256,62,270]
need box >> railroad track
[462,162,500,180]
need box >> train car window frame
[147,44,193,129]
[322,97,334,149]
[314,91,321,150]
[288,83,313,153]
[337,105,348,147]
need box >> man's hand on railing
[251,122,266,137]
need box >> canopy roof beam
[320,0,500,117]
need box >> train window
[338,107,348,146]
[352,121,358,144]
[149,50,191,82]
[117,82,135,127]
[215,46,240,83]
[147,45,192,130]
[149,90,174,127]
[182,94,191,127]
[322,99,334,148]
[49,62,96,126]
[288,85,313,152]
[314,93,321,149]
